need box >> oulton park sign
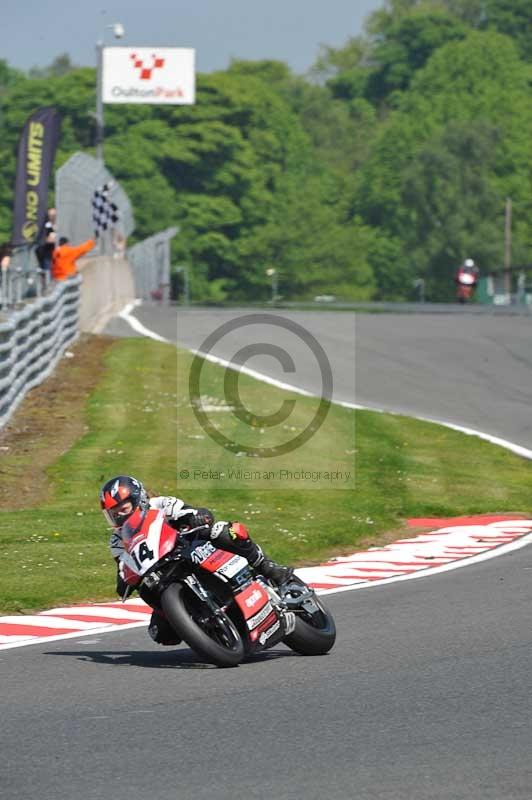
[102,46,195,105]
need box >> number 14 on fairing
[131,542,155,570]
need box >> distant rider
[100,475,293,645]
[455,257,479,286]
[454,258,480,303]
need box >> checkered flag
[92,182,119,238]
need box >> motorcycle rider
[455,257,480,284]
[454,258,480,302]
[100,475,293,645]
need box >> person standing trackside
[35,208,57,274]
[52,237,95,281]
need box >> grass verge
[0,336,530,614]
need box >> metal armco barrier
[0,276,80,428]
[1,267,52,311]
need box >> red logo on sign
[130,53,165,80]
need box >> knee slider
[230,522,250,541]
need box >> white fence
[55,152,134,257]
[0,276,80,428]
[127,226,177,301]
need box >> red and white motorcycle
[119,508,336,667]
[455,268,478,303]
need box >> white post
[266,268,277,302]
[504,196,512,299]
[95,24,124,164]
[95,41,104,163]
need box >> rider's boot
[249,545,294,585]
[210,522,294,586]
[256,556,294,586]
[148,610,182,646]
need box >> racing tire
[284,595,336,656]
[161,583,245,668]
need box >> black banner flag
[11,106,61,247]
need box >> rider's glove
[162,497,186,520]
[193,508,214,529]
[116,568,128,597]
[210,521,249,542]
[210,520,231,540]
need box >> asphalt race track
[3,306,532,800]
[110,305,532,449]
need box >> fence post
[1,268,7,311]
[504,196,512,300]
[175,266,189,305]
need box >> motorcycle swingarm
[280,582,316,607]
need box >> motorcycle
[456,269,477,303]
[118,508,336,667]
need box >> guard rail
[0,276,80,428]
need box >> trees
[483,0,532,62]
[355,29,532,298]
[401,121,503,298]
[28,54,78,79]
[3,0,532,303]
[324,4,466,108]
[364,11,467,103]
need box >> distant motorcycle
[455,267,478,304]
[119,509,336,667]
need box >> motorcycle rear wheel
[161,583,245,667]
[284,593,336,656]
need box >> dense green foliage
[2,0,532,300]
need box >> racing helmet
[100,475,149,527]
[464,258,475,268]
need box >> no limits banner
[11,106,61,248]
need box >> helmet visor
[102,499,135,527]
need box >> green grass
[0,337,530,613]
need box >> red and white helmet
[100,475,149,528]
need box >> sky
[5,0,382,75]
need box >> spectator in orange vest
[52,237,95,281]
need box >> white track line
[0,615,99,629]
[119,302,532,461]
[39,606,150,621]
[118,300,170,344]
[0,622,148,651]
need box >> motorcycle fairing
[190,543,283,648]
[120,509,178,584]
[234,581,279,642]
[199,548,249,580]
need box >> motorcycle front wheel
[161,583,245,667]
